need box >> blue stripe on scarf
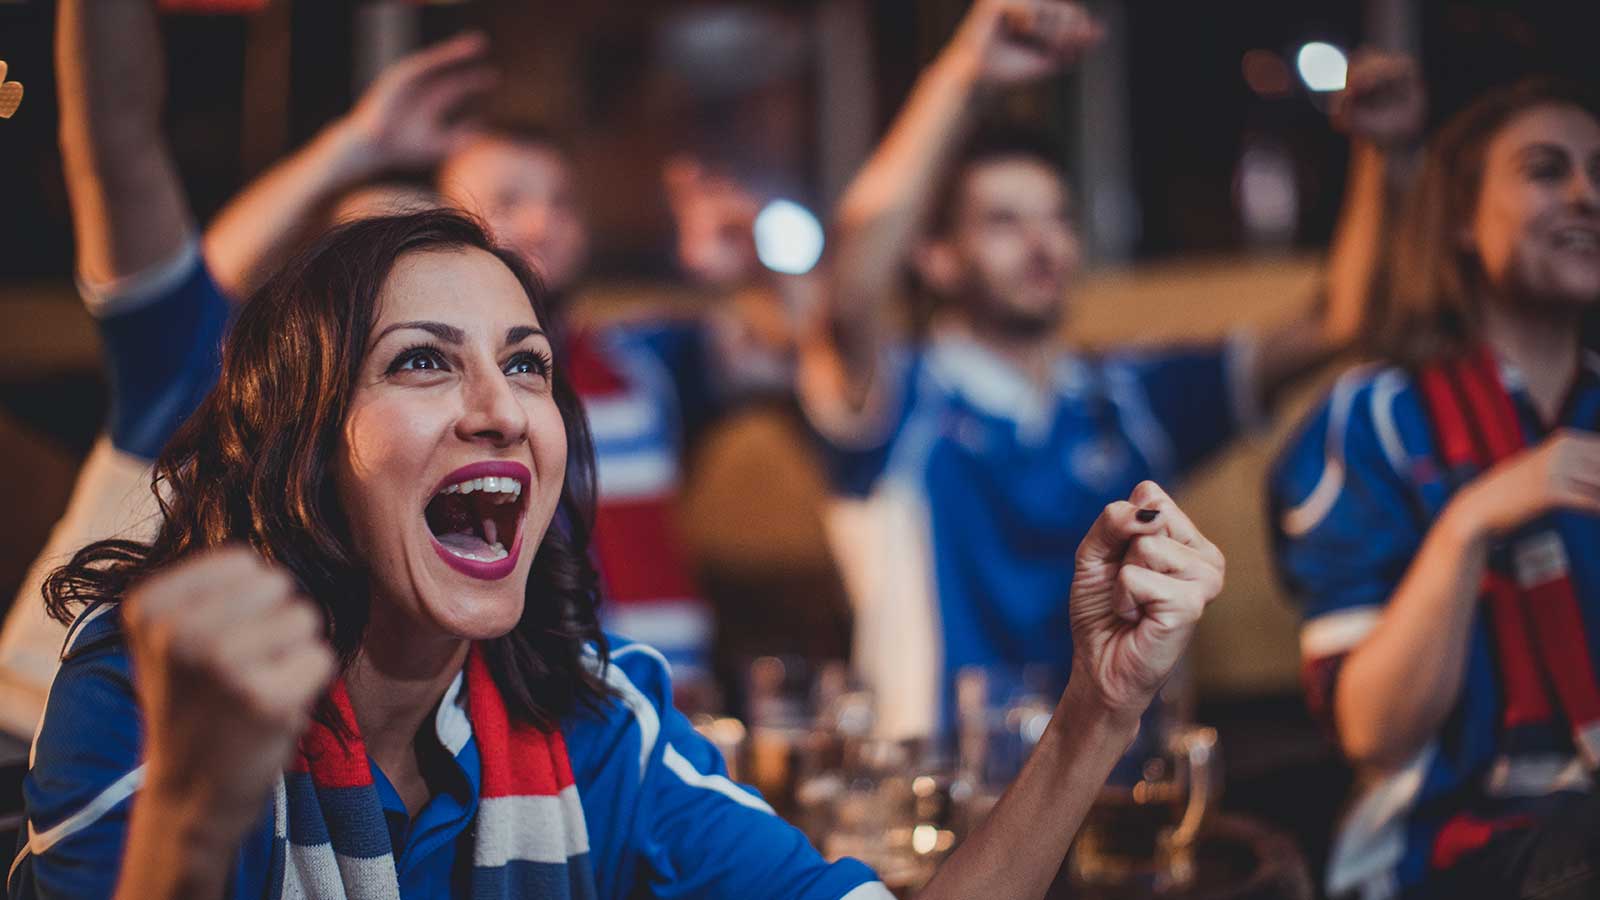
[308,782,392,859]
[469,855,598,900]
[284,772,331,846]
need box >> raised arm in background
[203,32,494,299]
[56,0,192,287]
[1195,51,1428,412]
[1323,50,1427,357]
[803,0,1101,415]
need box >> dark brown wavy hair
[44,210,610,728]
[1374,78,1600,364]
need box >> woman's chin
[423,592,527,642]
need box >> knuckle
[288,605,328,644]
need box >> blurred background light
[753,199,824,275]
[1295,41,1348,92]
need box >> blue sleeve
[1267,372,1429,732]
[94,257,232,461]
[616,649,883,900]
[1105,342,1252,482]
[9,619,141,900]
[1268,375,1427,622]
[10,611,280,900]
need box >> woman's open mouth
[424,461,530,580]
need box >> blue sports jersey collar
[922,327,1089,439]
[371,667,481,895]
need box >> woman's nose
[1570,171,1600,211]
[455,368,527,447]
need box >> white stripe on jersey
[1300,606,1382,660]
[1484,753,1592,798]
[1325,741,1436,900]
[585,650,660,783]
[433,669,471,757]
[1281,366,1377,538]
[661,742,773,814]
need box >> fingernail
[1136,508,1160,523]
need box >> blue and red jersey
[1269,352,1600,897]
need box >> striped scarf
[1417,344,1600,870]
[265,645,595,899]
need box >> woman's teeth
[439,476,523,502]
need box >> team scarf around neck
[263,644,596,899]
[1418,344,1600,868]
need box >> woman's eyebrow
[373,320,466,345]
[1516,142,1567,163]
[505,325,546,346]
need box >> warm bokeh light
[1241,49,1293,99]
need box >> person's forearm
[203,120,381,299]
[1334,499,1490,770]
[114,791,235,900]
[830,49,984,373]
[1324,140,1388,349]
[918,678,1139,900]
[57,0,193,287]
[1249,140,1408,407]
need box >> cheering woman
[11,208,1222,900]
[1273,79,1600,898]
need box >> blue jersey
[818,333,1257,738]
[1268,353,1600,898]
[10,608,888,900]
[85,241,232,462]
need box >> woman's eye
[389,347,449,374]
[505,351,552,377]
[1527,159,1568,182]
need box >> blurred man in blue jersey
[800,0,1362,738]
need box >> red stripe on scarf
[291,680,374,788]
[1418,345,1600,766]
[1418,366,1477,467]
[467,646,576,799]
[1525,578,1600,732]
[1483,572,1554,727]
[1453,348,1524,462]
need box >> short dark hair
[929,127,1068,236]
[45,210,610,730]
